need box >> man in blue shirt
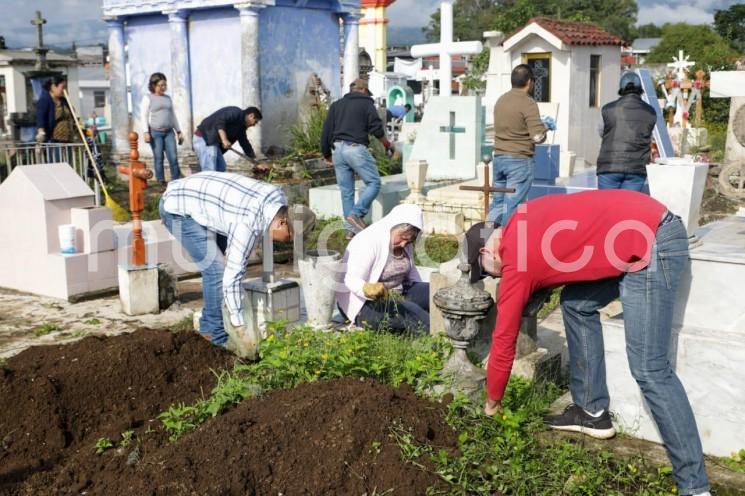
[386,103,411,123]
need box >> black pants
[355,281,430,335]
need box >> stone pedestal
[118,264,159,315]
[404,159,428,203]
[297,250,341,327]
[646,160,708,243]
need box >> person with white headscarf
[336,204,429,335]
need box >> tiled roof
[514,17,624,46]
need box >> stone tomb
[603,214,745,456]
[710,70,745,166]
[0,164,196,301]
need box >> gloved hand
[363,282,388,300]
[541,115,557,131]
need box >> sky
[0,0,741,48]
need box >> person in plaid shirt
[160,172,292,347]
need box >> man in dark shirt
[596,72,657,192]
[321,78,393,237]
[193,106,262,172]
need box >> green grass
[151,323,679,494]
[537,287,562,320]
[415,235,459,268]
[94,437,113,455]
[702,121,728,163]
[33,323,60,337]
[169,315,195,333]
[720,449,745,473]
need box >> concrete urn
[433,263,494,396]
[298,249,341,326]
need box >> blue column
[166,10,193,148]
[106,17,129,155]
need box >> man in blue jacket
[321,78,393,238]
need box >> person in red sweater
[464,189,710,496]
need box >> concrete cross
[410,0,483,95]
[30,11,46,49]
[668,50,695,81]
[439,111,466,159]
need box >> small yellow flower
[321,353,329,360]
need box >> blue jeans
[160,199,229,345]
[355,281,429,335]
[332,141,381,232]
[193,135,226,172]
[488,154,534,226]
[597,172,647,192]
[149,129,181,182]
[560,218,708,495]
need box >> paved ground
[0,263,301,359]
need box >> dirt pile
[22,378,457,495]
[0,329,235,491]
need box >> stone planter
[298,249,341,327]
[647,159,708,244]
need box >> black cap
[463,221,499,283]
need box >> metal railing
[0,141,101,204]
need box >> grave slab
[409,95,483,180]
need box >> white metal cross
[410,0,483,96]
[667,49,695,81]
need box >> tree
[714,4,745,52]
[646,23,738,70]
[423,0,501,42]
[634,23,663,39]
[423,0,638,44]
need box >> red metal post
[118,131,153,266]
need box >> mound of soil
[0,329,234,491]
[23,378,458,495]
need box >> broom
[64,89,129,222]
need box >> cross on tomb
[30,10,49,71]
[459,163,515,220]
[31,11,46,49]
[668,50,695,81]
[439,111,466,160]
[410,0,483,95]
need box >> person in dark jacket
[596,72,657,192]
[321,78,393,237]
[193,106,261,172]
[36,75,76,144]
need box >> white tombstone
[646,158,708,243]
[0,164,197,300]
[710,70,745,166]
[410,0,483,96]
[409,95,483,180]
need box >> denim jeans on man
[193,135,226,172]
[332,141,381,232]
[159,199,229,345]
[488,154,534,226]
[597,172,647,192]
[560,218,709,495]
[355,281,430,335]
[149,129,181,182]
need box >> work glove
[363,282,388,300]
[541,115,557,131]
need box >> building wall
[567,45,620,164]
[505,37,621,164]
[507,37,571,153]
[126,15,173,153]
[258,6,341,148]
[188,8,242,134]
